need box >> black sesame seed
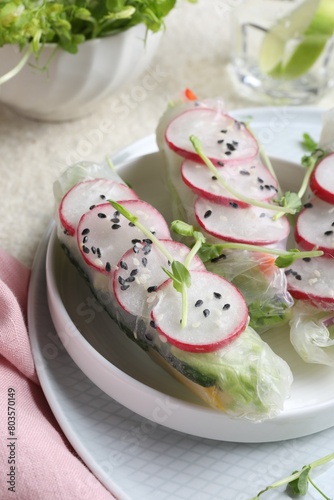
[89,204,96,210]
[149,320,156,329]
[324,230,333,236]
[217,139,224,144]
[129,222,135,227]
[100,194,106,199]
[227,142,236,151]
[295,274,302,281]
[204,210,212,218]
[121,285,130,291]
[81,228,90,235]
[302,257,311,262]
[229,202,238,208]
[220,129,227,133]
[133,245,139,254]
[132,238,141,244]
[257,177,264,183]
[91,246,96,254]
[239,170,250,176]
[112,224,121,229]
[97,248,101,258]
[98,212,106,218]
[125,276,135,283]
[118,276,126,285]
[105,262,111,272]
[285,269,293,275]
[143,239,153,244]
[212,176,218,180]
[145,331,154,341]
[142,257,148,267]
[213,292,222,299]
[232,140,238,146]
[264,184,271,190]
[217,161,224,167]
[304,202,313,208]
[195,299,203,307]
[211,253,227,263]
[82,245,90,254]
[120,261,128,270]
[143,245,152,255]
[223,303,230,310]
[203,309,210,317]
[259,213,266,218]
[147,286,157,293]
[225,151,232,156]
[130,269,139,276]
[83,235,88,244]
[111,217,120,223]
[113,211,120,217]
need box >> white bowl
[0,24,161,121]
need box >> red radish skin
[113,240,205,317]
[195,197,290,246]
[310,153,334,204]
[165,108,259,166]
[151,270,249,353]
[295,198,334,258]
[181,157,278,207]
[77,200,170,275]
[286,257,334,310]
[59,179,139,236]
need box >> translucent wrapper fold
[290,301,334,366]
[53,161,293,422]
[207,249,293,333]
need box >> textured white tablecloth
[1,0,334,267]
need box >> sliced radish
[114,240,205,317]
[285,256,334,310]
[77,200,170,275]
[59,179,139,236]
[310,153,334,204]
[295,198,334,257]
[165,108,258,165]
[181,157,278,206]
[151,270,248,353]
[195,197,290,245]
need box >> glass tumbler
[231,0,334,104]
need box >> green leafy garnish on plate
[251,452,334,499]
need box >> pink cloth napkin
[0,249,116,500]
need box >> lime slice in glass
[259,0,334,80]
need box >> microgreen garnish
[301,132,318,153]
[170,219,323,268]
[171,220,206,268]
[197,242,323,268]
[245,122,282,196]
[299,147,327,197]
[0,0,192,82]
[109,201,174,263]
[189,135,298,219]
[109,202,204,329]
[251,452,334,499]
[161,261,191,329]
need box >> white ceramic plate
[45,106,334,443]
[27,222,334,500]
